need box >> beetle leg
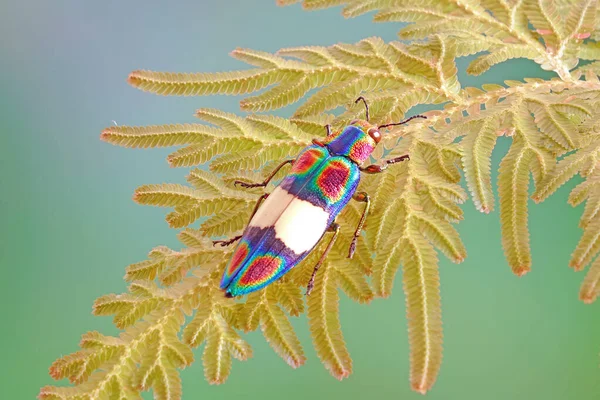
[359,154,410,174]
[325,124,332,137]
[306,222,340,296]
[348,192,370,259]
[212,235,242,247]
[212,193,269,247]
[234,159,294,189]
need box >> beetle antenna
[379,114,427,129]
[354,96,370,121]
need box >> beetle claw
[305,283,314,296]
[348,241,356,259]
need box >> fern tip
[127,70,143,87]
[229,48,244,57]
[47,366,60,381]
[569,260,585,271]
[579,291,596,304]
[411,382,429,395]
[239,100,251,111]
[569,258,581,270]
[513,266,530,277]
[132,192,141,203]
[287,355,307,369]
[38,386,58,400]
[99,129,111,143]
[333,369,351,380]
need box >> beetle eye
[367,127,381,143]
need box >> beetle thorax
[324,120,379,164]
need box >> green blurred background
[1,1,599,399]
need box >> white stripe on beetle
[249,187,329,254]
[249,187,294,228]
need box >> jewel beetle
[214,97,426,297]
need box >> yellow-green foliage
[40,1,600,399]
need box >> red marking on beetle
[228,243,249,275]
[239,256,283,286]
[350,140,374,164]
[318,161,350,201]
[292,149,321,174]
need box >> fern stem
[387,79,600,141]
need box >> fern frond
[579,41,600,59]
[401,229,442,395]
[524,0,563,49]
[203,312,252,384]
[569,168,600,271]
[461,117,499,213]
[327,242,374,303]
[241,75,314,112]
[533,139,600,202]
[262,288,306,368]
[235,284,306,367]
[272,280,305,316]
[48,335,125,384]
[40,372,139,400]
[230,47,288,68]
[367,164,408,250]
[571,219,600,270]
[580,255,600,303]
[301,0,347,10]
[133,184,205,207]
[182,306,211,347]
[93,292,167,329]
[133,183,254,229]
[526,98,578,150]
[238,292,264,332]
[565,0,597,40]
[412,211,466,263]
[307,261,352,380]
[125,256,168,282]
[128,69,282,96]
[276,0,301,6]
[498,136,534,276]
[186,169,226,196]
[100,124,220,148]
[247,114,315,142]
[167,138,262,168]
